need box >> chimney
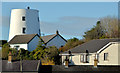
[56,30,59,34]
[8,51,12,63]
[94,54,98,68]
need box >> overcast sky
[0,2,118,40]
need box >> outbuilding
[9,34,40,51]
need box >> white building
[9,34,40,51]
[9,7,40,41]
[60,39,120,66]
[41,31,67,49]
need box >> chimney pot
[56,30,59,34]
[8,51,12,63]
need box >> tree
[2,43,10,59]
[100,16,119,38]
[83,21,106,41]
[59,38,84,51]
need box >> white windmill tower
[9,7,40,41]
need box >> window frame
[80,54,84,62]
[104,53,108,61]
[80,54,89,63]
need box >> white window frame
[104,53,108,61]
[80,54,84,62]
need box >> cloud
[40,16,98,39]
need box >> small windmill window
[22,16,25,21]
[22,27,26,34]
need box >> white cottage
[9,34,40,51]
[60,39,120,66]
[41,31,67,49]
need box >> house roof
[67,39,120,53]
[41,33,67,44]
[9,34,39,44]
[1,60,41,72]
[41,34,57,44]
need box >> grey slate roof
[69,39,120,53]
[41,34,56,43]
[41,34,67,44]
[2,60,41,72]
[9,34,39,44]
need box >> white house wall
[28,36,40,51]
[98,43,119,65]
[119,43,120,65]
[46,35,66,49]
[10,44,28,50]
[62,53,95,65]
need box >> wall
[10,44,27,50]
[46,35,66,49]
[28,36,40,51]
[119,43,120,65]
[98,42,119,65]
[62,53,95,65]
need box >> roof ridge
[15,34,37,36]
[41,34,56,37]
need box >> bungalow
[9,34,40,51]
[41,30,67,49]
[60,39,120,66]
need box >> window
[22,27,26,34]
[38,17,39,22]
[80,54,89,63]
[39,29,40,35]
[104,53,108,61]
[95,54,99,62]
[80,54,84,62]
[22,16,25,21]
[86,55,89,63]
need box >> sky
[0,2,118,40]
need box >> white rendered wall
[62,53,95,65]
[118,43,120,65]
[9,9,40,41]
[46,35,66,49]
[28,36,40,51]
[98,43,119,65]
[10,44,28,50]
